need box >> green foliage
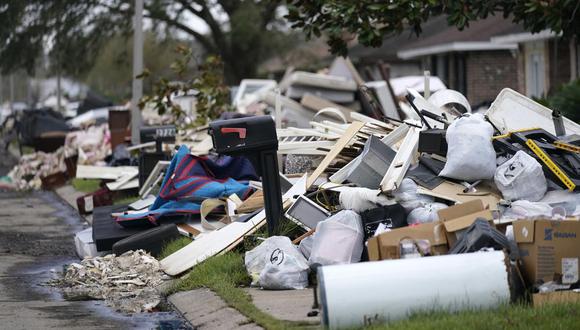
[546,79,580,123]
[158,237,192,260]
[71,179,100,193]
[140,46,232,128]
[286,0,580,56]
[85,33,184,103]
[0,1,293,83]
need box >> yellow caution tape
[526,140,576,191]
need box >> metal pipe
[131,0,144,144]
[317,251,511,329]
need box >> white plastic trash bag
[494,151,547,202]
[393,178,434,212]
[440,114,496,181]
[339,187,393,212]
[244,236,309,290]
[501,200,553,220]
[309,210,364,266]
[406,202,448,225]
[298,235,314,260]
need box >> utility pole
[131,0,144,144]
[9,74,14,112]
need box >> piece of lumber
[380,126,420,193]
[160,175,307,276]
[307,121,365,188]
[292,229,315,244]
[235,190,264,214]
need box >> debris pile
[57,250,165,314]
[10,56,577,326]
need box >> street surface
[0,150,187,329]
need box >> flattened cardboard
[533,290,580,307]
[437,199,494,247]
[417,180,501,210]
[513,219,580,286]
[367,222,448,261]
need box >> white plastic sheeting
[318,251,510,329]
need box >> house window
[525,41,546,98]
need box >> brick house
[350,16,580,106]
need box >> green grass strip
[169,252,314,329]
[366,300,580,330]
[71,178,100,193]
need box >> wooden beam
[307,121,365,188]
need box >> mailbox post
[209,116,283,235]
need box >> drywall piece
[287,85,355,103]
[389,75,446,97]
[285,195,331,230]
[330,123,409,184]
[318,250,510,329]
[160,175,307,276]
[75,227,107,258]
[279,71,358,92]
[345,136,396,189]
[486,88,580,135]
[106,172,139,191]
[129,195,156,211]
[365,81,400,120]
[306,121,366,188]
[233,79,277,107]
[328,56,365,86]
[380,126,421,193]
[76,165,138,180]
[300,93,354,117]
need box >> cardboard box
[513,219,580,286]
[437,199,494,247]
[533,290,580,307]
[367,222,448,261]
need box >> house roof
[351,15,526,61]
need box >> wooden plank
[307,121,365,188]
[235,190,264,214]
[160,175,307,276]
[379,126,420,193]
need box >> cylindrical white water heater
[317,251,511,329]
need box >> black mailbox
[140,125,177,144]
[210,116,277,154]
[209,116,282,235]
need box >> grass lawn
[71,178,101,193]
[161,233,580,330]
[370,302,580,330]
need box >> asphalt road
[0,150,187,329]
